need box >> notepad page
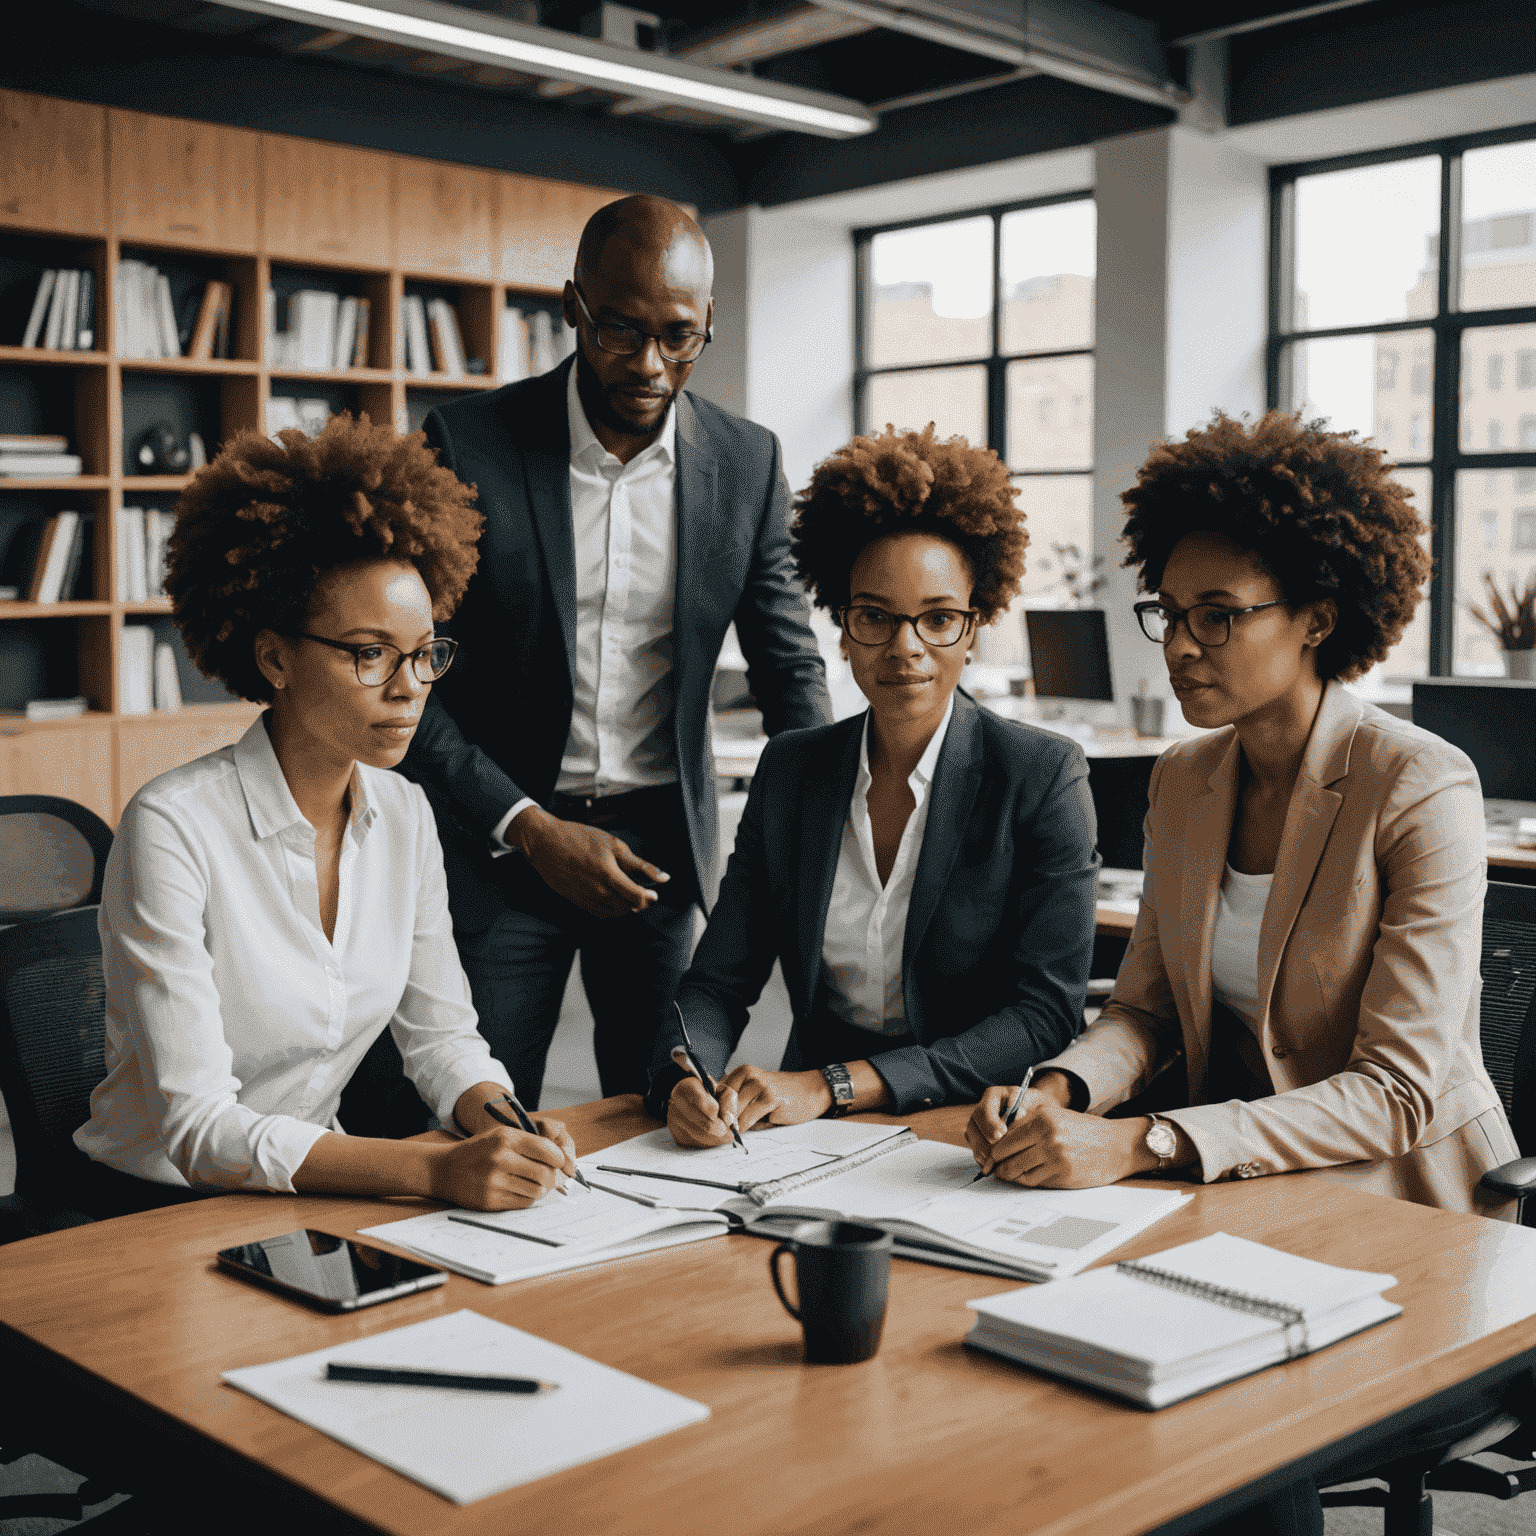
[222,1309,709,1503]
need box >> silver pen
[970,1066,1035,1184]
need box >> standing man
[400,195,831,1107]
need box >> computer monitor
[1410,678,1536,801]
[1024,608,1115,703]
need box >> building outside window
[855,194,1095,668]
[1271,129,1536,677]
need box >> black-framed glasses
[571,284,712,364]
[287,632,459,686]
[1134,600,1289,648]
[839,605,977,648]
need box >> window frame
[1268,123,1536,676]
[853,189,1095,480]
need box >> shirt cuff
[858,1044,945,1116]
[490,798,539,858]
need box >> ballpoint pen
[672,1001,748,1153]
[484,1091,593,1192]
[970,1066,1036,1183]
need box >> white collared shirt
[76,717,512,1191]
[819,698,954,1035]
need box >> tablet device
[217,1230,447,1312]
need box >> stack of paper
[965,1232,1402,1407]
[222,1309,709,1503]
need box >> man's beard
[576,346,675,438]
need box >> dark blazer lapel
[1180,732,1241,1099]
[518,359,578,693]
[901,693,984,1036]
[794,716,864,1021]
[1255,681,1358,1018]
[672,392,720,678]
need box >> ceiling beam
[671,4,875,68]
[1169,1,1385,48]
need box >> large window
[855,194,1096,666]
[1271,129,1536,678]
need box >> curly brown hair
[1121,410,1430,682]
[166,414,482,703]
[791,424,1027,622]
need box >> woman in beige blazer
[968,411,1518,1218]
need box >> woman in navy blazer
[645,426,1099,1138]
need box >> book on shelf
[24,511,81,603]
[118,624,154,715]
[0,453,84,478]
[187,281,233,361]
[0,696,90,722]
[291,290,340,370]
[333,296,359,374]
[964,1232,1403,1409]
[16,268,89,350]
[153,642,182,711]
[350,297,371,368]
[57,512,91,602]
[267,397,331,440]
[21,270,56,349]
[497,307,531,383]
[116,260,191,359]
[528,309,564,375]
[118,507,175,600]
[403,294,432,376]
[153,272,181,358]
[0,435,69,454]
[364,1123,1189,1287]
[76,271,95,350]
[426,298,467,377]
[143,507,173,596]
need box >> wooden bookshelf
[0,87,626,822]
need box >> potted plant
[1469,571,1536,680]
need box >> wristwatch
[821,1062,855,1118]
[1144,1114,1177,1170]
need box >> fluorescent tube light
[215,0,878,137]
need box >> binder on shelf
[21,271,56,349]
[153,642,182,711]
[118,625,154,715]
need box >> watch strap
[1146,1114,1176,1169]
[821,1062,855,1117]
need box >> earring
[274,679,284,689]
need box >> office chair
[1085,754,1154,873]
[1320,879,1536,1534]
[0,794,113,924]
[0,905,106,1240]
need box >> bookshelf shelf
[0,476,112,490]
[3,86,624,821]
[0,346,110,368]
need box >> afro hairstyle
[1121,410,1431,682]
[791,424,1027,623]
[165,413,482,704]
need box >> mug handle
[769,1243,800,1321]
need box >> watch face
[1147,1123,1177,1158]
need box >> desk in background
[3,1097,1534,1536]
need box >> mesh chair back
[1481,881,1536,1157]
[0,906,106,1208]
[0,795,113,923]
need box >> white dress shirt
[1209,863,1273,1035]
[819,698,953,1035]
[75,717,513,1191]
[494,365,681,843]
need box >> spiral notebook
[965,1232,1402,1407]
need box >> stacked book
[117,508,176,602]
[20,269,96,351]
[0,433,84,480]
[964,1232,1402,1408]
[265,290,370,371]
[0,696,89,722]
[403,295,469,377]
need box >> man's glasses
[571,284,711,364]
[1134,600,1288,648]
[840,606,976,648]
[287,633,459,686]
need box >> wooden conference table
[2,1099,1535,1536]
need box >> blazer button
[1271,1045,1289,1058]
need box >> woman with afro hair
[75,415,579,1217]
[645,424,1099,1140]
[970,411,1518,1226]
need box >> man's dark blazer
[646,690,1100,1117]
[402,359,832,933]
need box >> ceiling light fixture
[214,0,879,137]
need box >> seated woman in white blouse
[74,415,577,1218]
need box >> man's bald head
[575,194,713,299]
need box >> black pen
[326,1362,559,1393]
[595,1165,749,1194]
[484,1092,592,1193]
[673,1001,748,1153]
[970,1066,1035,1184]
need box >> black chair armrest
[1481,1156,1536,1200]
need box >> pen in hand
[970,1066,1035,1184]
[484,1091,591,1193]
[673,1002,748,1153]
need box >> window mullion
[1428,151,1461,675]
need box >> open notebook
[965,1232,1402,1407]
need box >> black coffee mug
[769,1220,893,1364]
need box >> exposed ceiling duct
[211,0,881,136]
